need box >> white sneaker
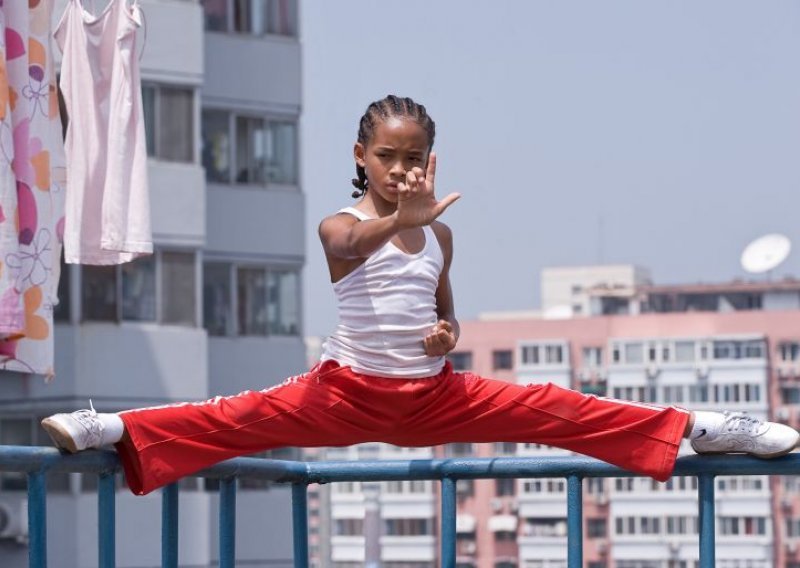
[690,411,799,458]
[41,402,105,453]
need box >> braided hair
[351,95,436,199]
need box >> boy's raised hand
[396,153,461,228]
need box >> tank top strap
[337,207,373,221]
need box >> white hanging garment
[56,0,152,265]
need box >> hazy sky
[300,1,800,337]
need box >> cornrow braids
[350,95,436,199]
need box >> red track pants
[116,361,690,495]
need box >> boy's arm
[319,212,402,261]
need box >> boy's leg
[45,363,394,495]
[393,368,797,481]
[389,369,689,481]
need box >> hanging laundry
[56,0,152,265]
[0,0,68,377]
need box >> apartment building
[0,1,304,567]
[451,276,800,568]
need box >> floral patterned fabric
[0,0,66,377]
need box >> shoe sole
[692,436,800,459]
[40,418,79,453]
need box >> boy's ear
[354,143,366,168]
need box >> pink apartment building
[447,276,800,568]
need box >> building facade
[0,1,305,567]
[450,277,800,568]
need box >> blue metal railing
[1,445,798,568]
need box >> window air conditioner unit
[491,498,503,512]
[0,500,28,544]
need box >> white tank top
[55,0,153,264]
[320,207,446,378]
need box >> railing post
[219,477,237,568]
[27,470,47,568]
[161,483,179,568]
[291,483,309,568]
[698,474,716,568]
[566,475,583,568]
[98,473,116,568]
[440,477,456,568]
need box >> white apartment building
[324,444,439,568]
[0,1,305,567]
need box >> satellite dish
[740,233,791,274]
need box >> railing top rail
[1,445,799,483]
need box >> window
[204,111,298,185]
[521,345,539,365]
[268,270,299,335]
[675,340,695,362]
[448,351,472,371]
[495,477,515,497]
[82,266,118,321]
[448,443,473,457]
[456,479,474,496]
[493,442,516,456]
[384,518,431,536]
[235,116,297,184]
[203,263,232,336]
[162,252,196,326]
[142,84,194,162]
[520,342,566,366]
[334,518,363,536]
[624,342,643,364]
[587,517,606,538]
[582,346,602,367]
[121,255,156,321]
[719,516,766,536]
[713,339,766,360]
[204,0,298,36]
[82,252,198,326]
[492,349,513,370]
[203,0,228,31]
[204,262,300,337]
[238,267,268,335]
[201,110,231,182]
[780,342,800,362]
[545,345,563,364]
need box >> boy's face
[354,117,430,202]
